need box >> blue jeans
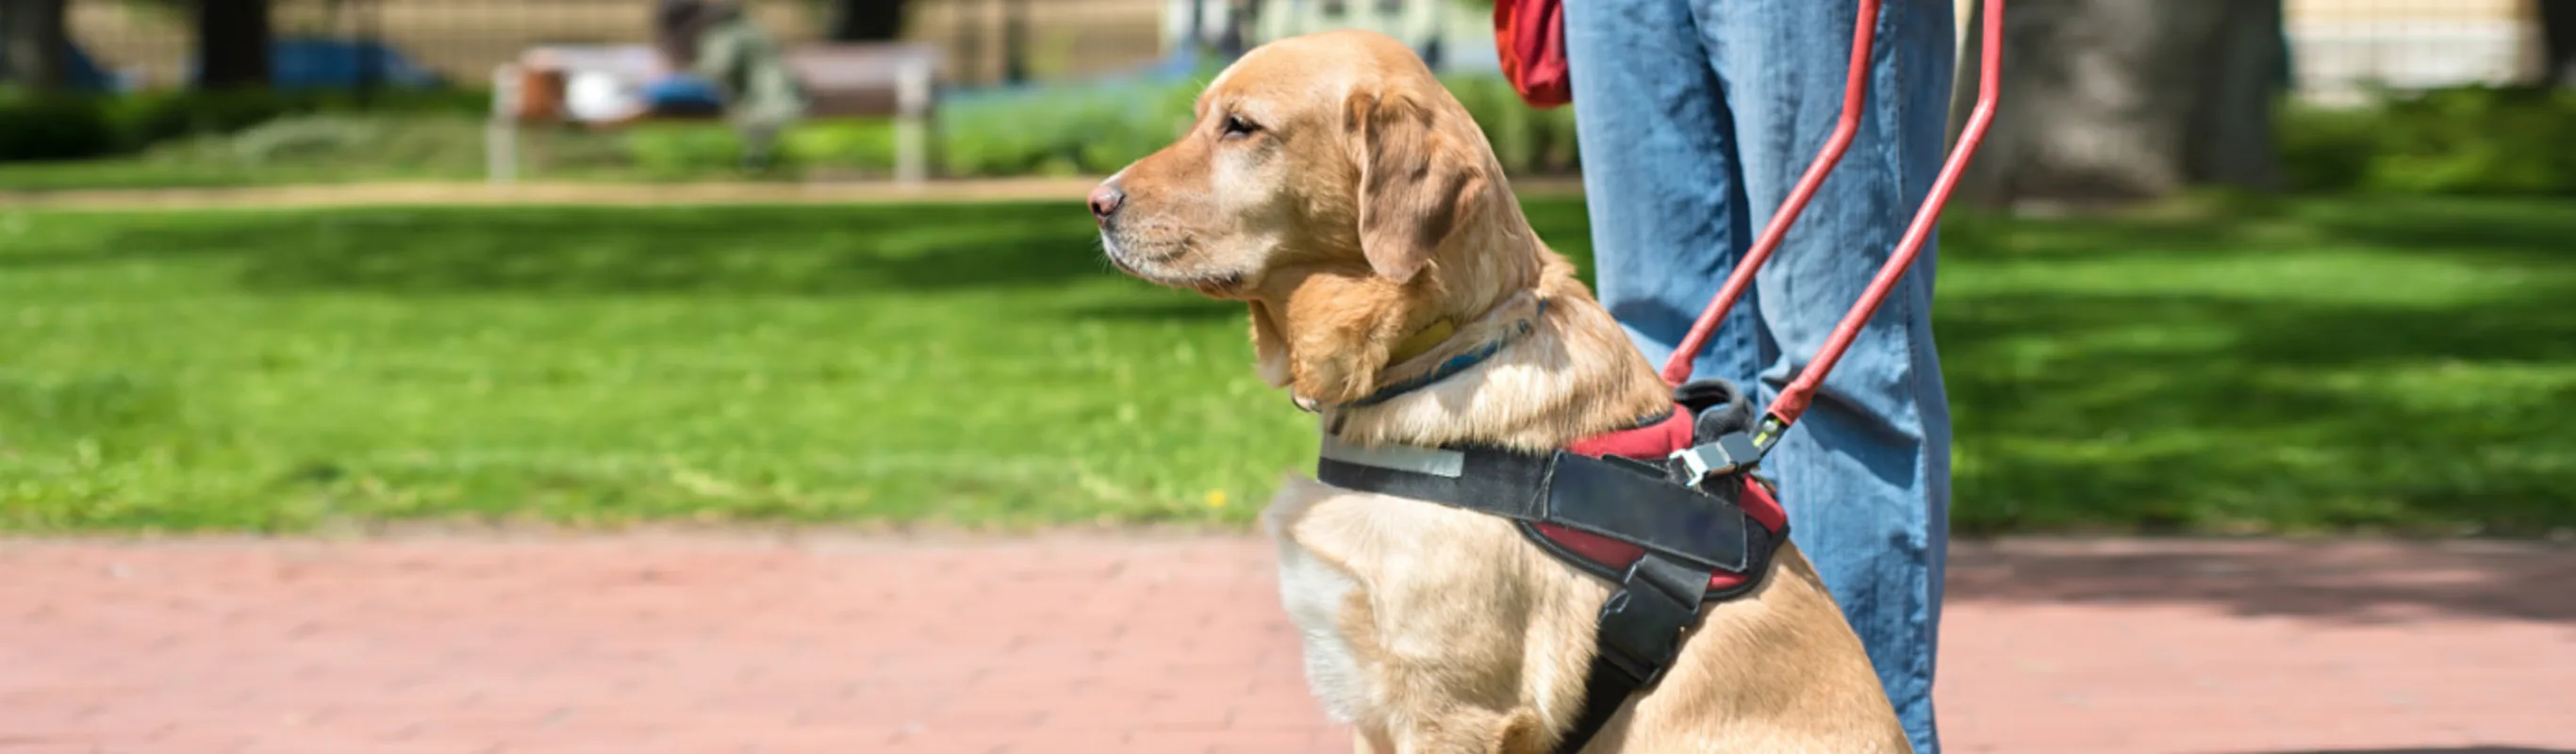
[1563,0,1956,751]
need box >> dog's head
[1091,30,1535,402]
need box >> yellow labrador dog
[1088,29,1910,753]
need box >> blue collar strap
[1343,298,1549,408]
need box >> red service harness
[1315,0,2006,751]
[1556,408,1787,594]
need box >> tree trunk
[2541,0,2576,85]
[0,0,72,90]
[1951,0,2287,208]
[2183,0,2284,191]
[823,0,908,42]
[1217,0,1258,57]
[999,0,1028,83]
[196,0,272,89]
[949,0,983,83]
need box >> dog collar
[1385,318,1458,365]
[1329,297,1550,410]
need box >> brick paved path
[4,534,2571,754]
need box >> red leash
[1526,0,2006,586]
[1660,0,2006,449]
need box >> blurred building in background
[56,0,1171,91]
[2287,0,2542,103]
[1157,0,1499,72]
[38,0,2555,97]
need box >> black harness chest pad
[1542,452,1750,573]
[1314,437,1773,754]
[1312,377,1779,754]
[1315,447,1750,576]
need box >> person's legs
[1572,0,1956,748]
[1563,0,1761,391]
[1706,1,1956,751]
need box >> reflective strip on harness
[1318,434,1466,478]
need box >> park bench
[486,41,940,185]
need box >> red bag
[1493,0,1572,108]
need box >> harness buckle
[1591,553,1713,686]
[1672,431,1764,484]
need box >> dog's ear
[1346,86,1482,285]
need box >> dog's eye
[1220,114,1262,140]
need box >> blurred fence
[53,0,2561,98]
[2286,0,2544,104]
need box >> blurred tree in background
[1951,0,2287,207]
[196,0,273,88]
[822,0,907,42]
[0,0,72,90]
[2542,0,2575,85]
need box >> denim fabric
[1562,0,1957,751]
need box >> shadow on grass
[1926,197,2576,534]
[1950,540,2576,623]
[2302,197,2576,263]
[1936,194,2576,275]
[1937,287,2576,534]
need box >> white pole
[487,63,520,186]
[895,55,933,187]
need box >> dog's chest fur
[1270,515,1371,722]
[1261,475,1603,741]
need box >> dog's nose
[1087,183,1125,223]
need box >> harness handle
[1660,0,2006,444]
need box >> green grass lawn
[0,117,822,191]
[4,195,2572,534]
